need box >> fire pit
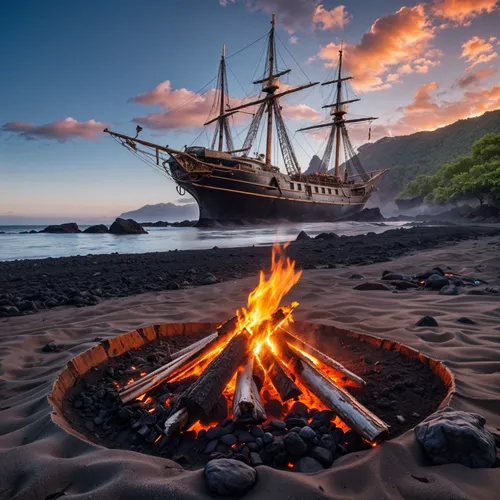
[49,244,455,472]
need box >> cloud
[223,1,349,33]
[431,0,499,25]
[131,79,320,130]
[388,80,500,135]
[316,5,438,92]
[461,36,498,68]
[289,35,298,44]
[1,117,107,142]
[312,4,350,30]
[456,66,497,87]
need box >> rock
[425,274,450,291]
[166,281,181,290]
[457,317,476,325]
[390,280,418,290]
[238,431,255,444]
[200,273,218,285]
[416,268,444,280]
[40,223,81,233]
[266,437,285,456]
[263,432,273,445]
[319,434,336,453]
[250,426,264,439]
[292,456,324,473]
[83,224,108,234]
[439,284,459,296]
[415,408,496,468]
[314,232,340,240]
[343,207,385,222]
[353,282,391,291]
[296,230,311,241]
[415,316,439,327]
[381,273,413,282]
[290,402,309,419]
[285,417,307,429]
[283,432,308,458]
[349,273,364,280]
[206,426,222,440]
[204,440,219,454]
[250,452,263,467]
[264,399,282,418]
[220,434,237,447]
[299,426,316,441]
[270,420,286,430]
[311,446,334,468]
[396,415,406,424]
[204,458,257,496]
[108,218,148,235]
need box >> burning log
[233,354,266,424]
[164,407,189,437]
[274,337,389,442]
[252,357,265,392]
[277,328,366,387]
[178,331,250,419]
[119,332,218,403]
[258,345,302,402]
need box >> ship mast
[218,44,226,152]
[297,48,377,180]
[212,15,319,175]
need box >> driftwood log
[258,345,302,401]
[277,328,366,386]
[178,331,250,419]
[274,337,389,442]
[164,407,189,437]
[233,354,266,423]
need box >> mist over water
[0,221,407,261]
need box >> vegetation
[348,110,500,200]
[397,134,500,205]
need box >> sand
[1,236,499,499]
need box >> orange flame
[236,242,302,354]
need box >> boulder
[108,218,148,235]
[425,274,450,291]
[353,282,391,291]
[200,273,218,285]
[415,408,496,468]
[296,230,311,241]
[343,207,385,222]
[204,458,257,496]
[40,223,81,233]
[83,224,108,234]
[292,456,324,473]
[315,232,340,240]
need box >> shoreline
[1,224,500,318]
[0,236,499,499]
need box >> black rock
[311,446,334,468]
[439,284,459,296]
[250,425,264,439]
[288,426,302,434]
[425,274,450,291]
[285,417,308,429]
[457,317,476,325]
[238,431,254,444]
[344,430,365,452]
[283,432,308,458]
[331,428,344,445]
[204,458,257,496]
[204,440,219,454]
[353,282,391,291]
[315,232,340,241]
[40,223,81,233]
[206,426,222,440]
[319,434,336,454]
[200,273,218,286]
[264,399,282,418]
[416,268,444,280]
[83,224,108,234]
[290,401,309,419]
[220,434,237,447]
[349,273,364,280]
[299,426,316,440]
[250,452,263,466]
[263,432,273,445]
[292,456,324,473]
[166,281,181,290]
[108,218,148,235]
[416,316,439,327]
[270,420,286,430]
[266,436,285,456]
[296,230,311,241]
[247,441,260,452]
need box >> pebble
[204,440,218,454]
[299,426,317,440]
[264,399,282,418]
[311,446,334,468]
[290,401,309,419]
[270,420,286,430]
[285,417,308,429]
[283,432,308,458]
[206,426,222,440]
[250,452,263,466]
[397,415,406,424]
[415,316,439,327]
[238,431,255,444]
[293,456,324,473]
[250,425,264,439]
[319,434,336,453]
[263,432,274,444]
[219,434,237,447]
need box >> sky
[1,0,499,222]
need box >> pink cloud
[1,117,107,142]
[456,66,498,87]
[316,5,438,92]
[461,36,498,69]
[312,5,350,30]
[431,0,499,24]
[281,103,321,121]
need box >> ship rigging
[104,15,388,225]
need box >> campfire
[118,244,389,447]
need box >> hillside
[119,202,198,222]
[344,110,500,200]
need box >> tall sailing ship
[105,15,387,225]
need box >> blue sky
[1,0,499,222]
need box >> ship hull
[170,160,371,226]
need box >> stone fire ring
[48,321,456,448]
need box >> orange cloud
[223,1,349,33]
[388,81,500,135]
[461,36,498,68]
[281,103,321,121]
[456,66,498,87]
[431,0,499,24]
[1,117,107,142]
[316,5,438,92]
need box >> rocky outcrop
[342,207,385,222]
[40,223,81,233]
[415,408,496,468]
[108,218,148,235]
[83,224,108,234]
[295,230,311,241]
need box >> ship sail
[297,48,377,183]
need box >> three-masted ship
[105,15,387,225]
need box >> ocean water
[0,221,408,261]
